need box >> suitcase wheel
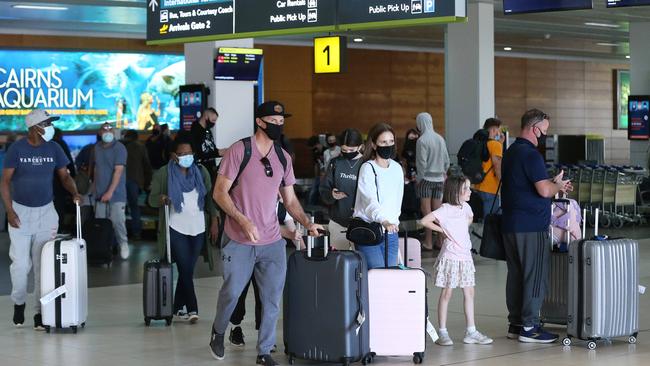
[629,335,637,344]
[145,318,151,326]
[288,355,294,365]
[45,326,51,334]
[71,326,78,334]
[81,322,86,328]
[343,360,350,366]
[165,317,172,326]
[362,355,373,365]
[412,353,424,364]
[587,341,597,350]
[562,337,572,346]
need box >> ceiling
[0,0,648,60]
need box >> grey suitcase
[284,233,372,366]
[563,211,640,349]
[143,204,173,326]
[541,200,583,325]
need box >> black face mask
[535,126,547,145]
[342,151,358,160]
[261,122,283,141]
[376,145,395,160]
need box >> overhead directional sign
[146,0,467,45]
[337,0,467,30]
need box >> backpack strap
[274,142,288,187]
[230,137,252,192]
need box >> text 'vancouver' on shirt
[219,139,296,246]
[3,138,69,207]
[501,138,551,233]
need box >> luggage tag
[355,310,366,336]
[426,317,439,342]
[40,285,67,305]
[639,285,646,295]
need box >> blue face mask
[178,155,194,168]
[39,125,55,142]
[102,132,114,143]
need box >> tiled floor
[0,229,649,365]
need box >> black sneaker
[13,304,25,327]
[229,326,245,346]
[507,324,522,339]
[256,354,279,366]
[209,327,225,360]
[33,313,45,331]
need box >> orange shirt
[476,140,503,195]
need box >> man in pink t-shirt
[209,101,322,366]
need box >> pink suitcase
[367,232,426,364]
[398,237,421,268]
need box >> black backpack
[457,129,491,184]
[230,136,288,191]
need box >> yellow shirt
[476,140,503,195]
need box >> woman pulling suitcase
[148,132,219,323]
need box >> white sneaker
[120,243,130,260]
[188,312,199,324]
[174,311,189,322]
[464,330,493,345]
[436,333,454,346]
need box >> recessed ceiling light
[584,22,620,29]
[353,37,363,43]
[13,4,68,11]
[503,47,512,51]
[626,55,631,59]
[596,42,618,47]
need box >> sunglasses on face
[261,157,273,177]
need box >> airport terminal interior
[1,0,650,365]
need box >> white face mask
[39,125,55,142]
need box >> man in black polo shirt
[501,109,572,343]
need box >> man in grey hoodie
[415,112,450,250]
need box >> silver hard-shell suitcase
[563,209,640,350]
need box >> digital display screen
[503,0,593,14]
[179,84,206,131]
[62,134,98,161]
[214,48,263,81]
[0,50,185,132]
[628,96,650,140]
[607,0,650,7]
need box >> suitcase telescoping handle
[75,202,82,242]
[164,204,172,264]
[305,229,329,259]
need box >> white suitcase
[40,204,88,333]
[398,237,422,268]
[368,232,426,364]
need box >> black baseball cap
[256,101,292,118]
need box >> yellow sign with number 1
[314,36,347,74]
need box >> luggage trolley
[613,167,642,227]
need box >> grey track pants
[212,239,287,355]
[503,231,551,328]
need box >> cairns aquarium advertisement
[0,50,185,132]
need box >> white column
[629,23,650,167]
[184,39,256,149]
[444,1,495,162]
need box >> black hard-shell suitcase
[143,204,173,326]
[284,233,371,366]
[83,204,114,266]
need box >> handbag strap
[489,180,502,214]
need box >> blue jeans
[126,179,142,236]
[356,232,399,269]
[478,191,500,220]
[170,228,205,313]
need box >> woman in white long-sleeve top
[352,123,404,269]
